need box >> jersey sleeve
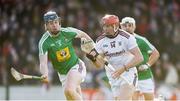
[38,40,48,56]
[65,27,78,39]
[143,38,155,54]
[127,35,138,50]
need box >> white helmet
[121,17,136,26]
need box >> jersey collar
[47,31,60,37]
[105,30,119,38]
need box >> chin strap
[113,24,119,32]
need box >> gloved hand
[41,75,49,83]
[138,63,150,71]
[86,48,99,62]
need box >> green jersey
[134,34,155,80]
[38,27,79,74]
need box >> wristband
[86,48,99,62]
[146,63,150,67]
[89,48,99,58]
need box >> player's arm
[125,46,144,70]
[68,27,92,40]
[86,50,106,68]
[39,54,49,83]
[112,45,143,79]
[87,50,115,72]
[73,28,113,69]
[139,39,160,71]
[147,48,160,66]
[38,39,49,82]
[39,54,48,78]
[74,29,106,68]
[111,33,144,79]
[145,38,160,66]
[80,38,110,69]
[121,34,144,70]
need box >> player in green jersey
[39,11,93,100]
[120,17,160,100]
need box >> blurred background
[0,0,180,100]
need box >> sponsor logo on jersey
[103,44,108,47]
[110,41,116,48]
[118,41,121,46]
[60,50,67,57]
[104,49,125,57]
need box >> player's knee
[124,93,133,100]
[144,93,154,101]
[118,95,132,100]
[132,91,140,100]
[119,87,134,99]
[64,87,76,96]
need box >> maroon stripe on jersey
[119,30,130,39]
[78,62,83,73]
[133,73,137,86]
[96,34,106,42]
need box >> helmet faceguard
[120,17,136,34]
[101,14,119,36]
[120,17,136,26]
[43,11,61,34]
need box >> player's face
[46,19,61,34]
[121,23,135,34]
[102,24,116,35]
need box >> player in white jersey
[89,14,144,100]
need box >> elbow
[154,49,160,59]
[136,52,144,64]
[40,64,48,75]
[139,55,144,63]
[133,54,143,65]
[156,50,160,59]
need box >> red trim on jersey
[96,30,130,42]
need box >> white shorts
[57,59,86,87]
[106,69,138,97]
[136,78,155,93]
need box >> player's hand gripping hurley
[11,67,43,81]
[81,38,131,85]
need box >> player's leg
[117,73,138,100]
[132,82,141,100]
[143,93,154,101]
[139,78,155,101]
[64,70,82,100]
[76,85,82,97]
[115,83,135,100]
[64,60,86,100]
[112,75,137,100]
[132,91,141,100]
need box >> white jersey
[95,29,137,77]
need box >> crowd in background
[0,0,180,97]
